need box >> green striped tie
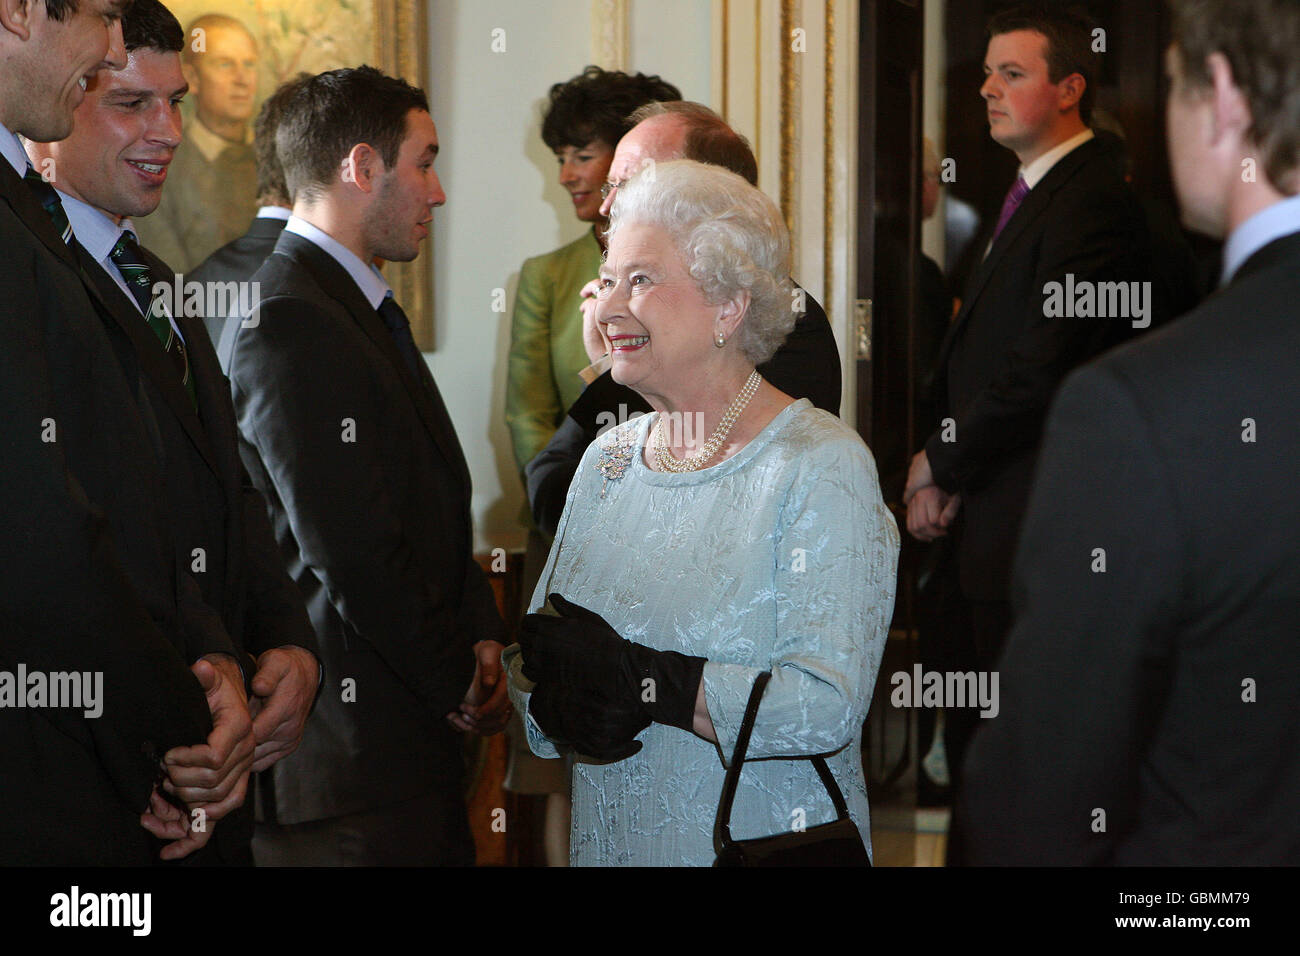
[109,229,196,408]
[23,166,73,244]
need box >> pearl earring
[715,332,726,348]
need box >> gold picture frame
[139,0,434,348]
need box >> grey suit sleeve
[230,294,473,716]
[960,364,1180,864]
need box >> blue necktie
[378,295,423,380]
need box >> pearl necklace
[654,370,762,473]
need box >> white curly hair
[606,159,796,365]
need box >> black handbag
[713,671,871,866]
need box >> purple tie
[991,175,1030,242]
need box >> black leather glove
[518,594,707,758]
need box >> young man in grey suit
[0,0,246,864]
[26,0,323,865]
[228,67,510,865]
[963,0,1300,865]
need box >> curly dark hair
[541,65,682,151]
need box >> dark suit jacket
[525,283,841,538]
[189,214,288,352]
[82,239,321,861]
[228,230,506,825]
[924,137,1169,601]
[0,160,211,865]
[962,229,1300,865]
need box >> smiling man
[26,0,323,866]
[134,12,258,270]
[899,4,1168,865]
[0,0,223,865]
[226,67,510,865]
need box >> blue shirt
[1,125,30,178]
[1222,194,1300,285]
[283,216,391,310]
[57,190,186,343]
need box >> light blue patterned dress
[504,398,899,866]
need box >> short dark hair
[276,66,429,202]
[541,65,681,151]
[1170,0,1300,194]
[41,0,83,23]
[254,73,310,206]
[123,0,182,54]
[987,4,1099,124]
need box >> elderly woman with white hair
[505,160,899,866]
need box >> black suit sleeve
[1,223,211,813]
[231,294,472,716]
[960,364,1179,864]
[926,183,1143,493]
[757,288,842,415]
[525,371,651,538]
[239,464,320,662]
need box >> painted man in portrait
[136,13,259,271]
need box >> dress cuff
[502,643,561,760]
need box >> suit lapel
[278,233,473,493]
[0,161,80,273]
[77,241,222,480]
[936,138,1108,371]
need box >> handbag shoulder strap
[714,671,852,850]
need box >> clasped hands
[517,594,705,762]
[903,450,962,543]
[141,646,320,860]
[446,640,512,736]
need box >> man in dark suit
[900,5,1171,862]
[190,72,308,353]
[227,67,509,865]
[962,0,1300,865]
[26,0,322,865]
[0,0,248,865]
[526,101,842,537]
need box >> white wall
[425,0,712,552]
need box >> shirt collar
[256,205,292,221]
[1,124,29,177]
[1019,128,1095,190]
[188,116,252,163]
[1221,194,1300,285]
[56,189,126,263]
[284,215,391,309]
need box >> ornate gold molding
[374,0,433,349]
[779,0,795,237]
[823,0,835,319]
[591,0,630,71]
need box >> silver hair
[606,159,795,366]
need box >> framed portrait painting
[135,0,435,348]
